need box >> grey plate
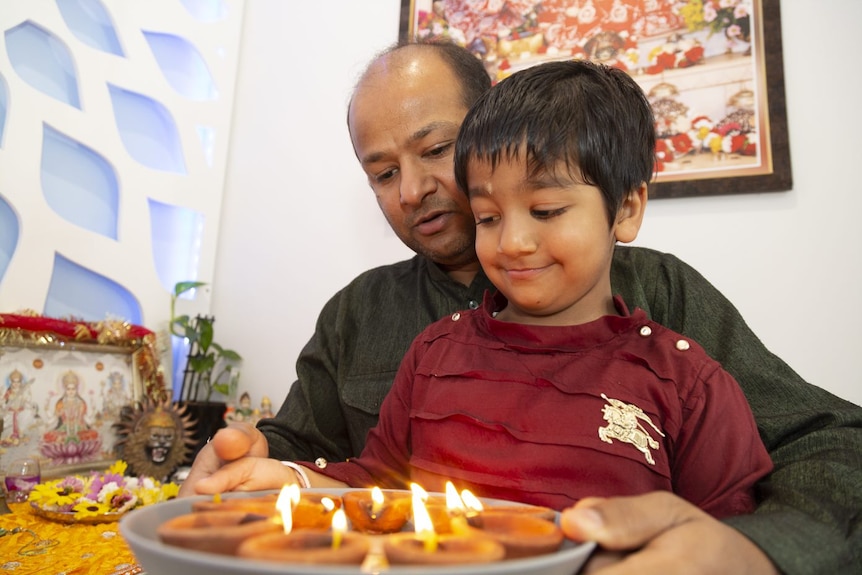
[120,489,595,575]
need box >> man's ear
[614,182,647,244]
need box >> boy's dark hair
[454,60,656,224]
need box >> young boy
[294,60,773,519]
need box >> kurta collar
[478,290,646,351]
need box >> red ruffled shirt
[309,292,773,518]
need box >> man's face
[348,51,479,274]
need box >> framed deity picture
[0,314,164,478]
[399,0,791,199]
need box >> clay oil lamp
[191,492,279,517]
[383,483,505,566]
[156,508,281,555]
[293,490,344,529]
[342,486,412,534]
[459,489,564,559]
[236,486,370,565]
[463,487,555,522]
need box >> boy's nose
[498,219,537,255]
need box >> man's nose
[399,161,436,207]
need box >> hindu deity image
[1,368,38,446]
[114,399,195,480]
[41,370,102,464]
[100,370,130,421]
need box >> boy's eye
[475,214,499,226]
[531,207,567,220]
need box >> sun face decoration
[114,399,195,481]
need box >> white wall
[212,0,862,409]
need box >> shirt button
[451,312,461,321]
[639,326,652,337]
[675,339,690,351]
[468,300,479,310]
[314,457,328,469]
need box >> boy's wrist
[280,460,310,488]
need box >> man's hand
[178,422,271,496]
[560,492,779,575]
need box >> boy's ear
[614,182,647,244]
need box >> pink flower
[703,3,718,23]
[715,121,743,137]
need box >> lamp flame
[460,489,484,516]
[410,483,437,552]
[371,486,384,517]
[276,483,301,534]
[331,508,347,549]
[445,482,465,515]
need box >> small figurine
[225,391,256,423]
[259,396,274,420]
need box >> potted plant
[170,281,242,462]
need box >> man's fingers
[194,457,294,494]
[211,422,268,461]
[177,441,220,497]
[561,492,701,550]
[177,422,268,497]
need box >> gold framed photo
[0,313,164,477]
[399,0,791,199]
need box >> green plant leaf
[197,318,214,351]
[181,323,199,343]
[190,354,216,372]
[174,281,207,297]
[211,382,230,396]
[220,349,242,361]
[171,315,191,338]
[210,342,242,361]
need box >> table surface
[0,500,142,575]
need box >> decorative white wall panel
[0,0,245,337]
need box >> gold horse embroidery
[598,393,665,465]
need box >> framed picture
[0,314,164,477]
[399,0,791,199]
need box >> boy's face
[467,155,634,326]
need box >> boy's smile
[467,156,630,327]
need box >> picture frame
[399,0,791,199]
[0,313,164,478]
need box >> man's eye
[426,142,453,158]
[373,168,397,184]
